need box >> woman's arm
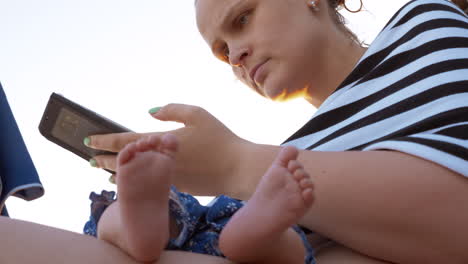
[87,104,247,196]
[236,142,468,264]
[88,104,468,263]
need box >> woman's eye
[236,11,251,27]
[239,14,249,25]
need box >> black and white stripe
[283,0,468,176]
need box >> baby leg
[219,146,314,264]
[98,134,178,263]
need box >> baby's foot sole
[219,146,314,262]
[116,134,178,262]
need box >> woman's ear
[306,0,321,12]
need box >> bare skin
[98,134,178,262]
[1,0,465,263]
[0,215,395,264]
[0,215,234,264]
[89,104,468,264]
[219,146,314,264]
[15,0,464,262]
[0,123,398,264]
[98,134,315,264]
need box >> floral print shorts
[83,187,316,264]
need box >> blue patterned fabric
[84,187,316,264]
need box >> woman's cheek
[232,66,246,81]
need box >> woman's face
[196,0,334,100]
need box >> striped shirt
[283,0,468,176]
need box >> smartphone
[39,93,132,173]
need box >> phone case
[39,93,132,173]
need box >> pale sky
[1,0,409,233]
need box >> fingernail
[109,175,116,184]
[83,137,91,147]
[148,107,162,114]
[89,158,98,168]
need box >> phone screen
[39,93,132,173]
[51,107,103,152]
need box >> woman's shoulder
[373,0,468,46]
[332,0,467,96]
[353,0,468,75]
[382,0,467,31]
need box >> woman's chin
[260,81,282,100]
[262,85,290,101]
[258,77,298,101]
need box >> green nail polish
[149,107,162,114]
[83,137,91,147]
[89,158,98,168]
[109,175,116,184]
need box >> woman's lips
[249,59,269,85]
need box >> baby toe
[301,188,315,206]
[159,134,179,157]
[274,146,299,168]
[146,135,163,149]
[299,178,314,190]
[136,135,161,152]
[293,167,308,182]
[288,160,303,174]
[118,142,138,165]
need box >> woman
[1,0,467,263]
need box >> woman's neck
[305,39,368,108]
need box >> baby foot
[116,134,178,262]
[219,146,314,262]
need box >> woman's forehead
[195,0,231,27]
[196,0,238,43]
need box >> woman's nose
[229,46,251,67]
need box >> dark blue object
[0,82,44,216]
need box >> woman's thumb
[149,103,207,126]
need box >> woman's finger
[86,132,144,152]
[151,103,209,126]
[91,154,117,172]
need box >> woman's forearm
[233,142,468,263]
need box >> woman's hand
[86,131,149,172]
[86,104,248,196]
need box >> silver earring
[309,0,319,11]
